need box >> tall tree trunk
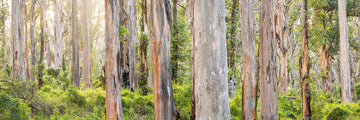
[240,0,257,119]
[229,0,238,78]
[338,0,352,103]
[38,0,45,89]
[193,0,231,119]
[72,0,80,89]
[139,0,148,90]
[1,0,6,65]
[54,0,63,68]
[105,0,123,119]
[301,0,311,118]
[276,0,288,95]
[24,0,30,80]
[260,0,278,119]
[81,0,91,89]
[30,0,36,81]
[149,0,178,119]
[125,0,138,90]
[11,0,26,80]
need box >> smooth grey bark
[149,0,178,119]
[11,0,26,80]
[81,0,91,89]
[105,0,123,119]
[259,0,278,119]
[240,0,257,119]
[338,0,352,103]
[72,0,80,88]
[193,0,231,119]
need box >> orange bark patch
[153,41,160,119]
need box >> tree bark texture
[149,0,178,119]
[338,0,352,103]
[54,0,64,68]
[124,0,138,90]
[11,0,26,80]
[276,0,288,95]
[193,0,231,119]
[240,0,257,119]
[260,0,278,119]
[301,0,311,119]
[105,0,123,119]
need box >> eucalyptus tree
[259,0,278,119]
[105,0,123,119]
[192,0,231,119]
[149,0,178,119]
[11,0,26,80]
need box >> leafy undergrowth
[1,67,360,120]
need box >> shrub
[0,93,31,120]
[66,87,87,107]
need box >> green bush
[66,87,87,107]
[0,93,31,120]
[327,107,349,120]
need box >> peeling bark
[301,0,311,118]
[240,0,257,119]
[149,0,178,119]
[105,0,123,119]
[259,0,278,119]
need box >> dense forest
[0,0,360,119]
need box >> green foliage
[119,26,128,44]
[173,84,192,119]
[0,93,31,120]
[121,89,154,119]
[65,86,87,107]
[171,13,192,84]
[327,107,350,120]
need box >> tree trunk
[259,0,278,119]
[319,45,333,93]
[11,0,26,80]
[105,0,123,119]
[72,0,80,89]
[24,0,30,80]
[81,0,91,89]
[193,0,231,119]
[276,0,288,95]
[125,0,138,90]
[139,0,148,90]
[30,0,36,81]
[240,0,257,119]
[229,0,238,78]
[1,0,6,65]
[338,0,352,103]
[301,0,311,119]
[38,0,46,89]
[149,0,178,119]
[54,0,63,68]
